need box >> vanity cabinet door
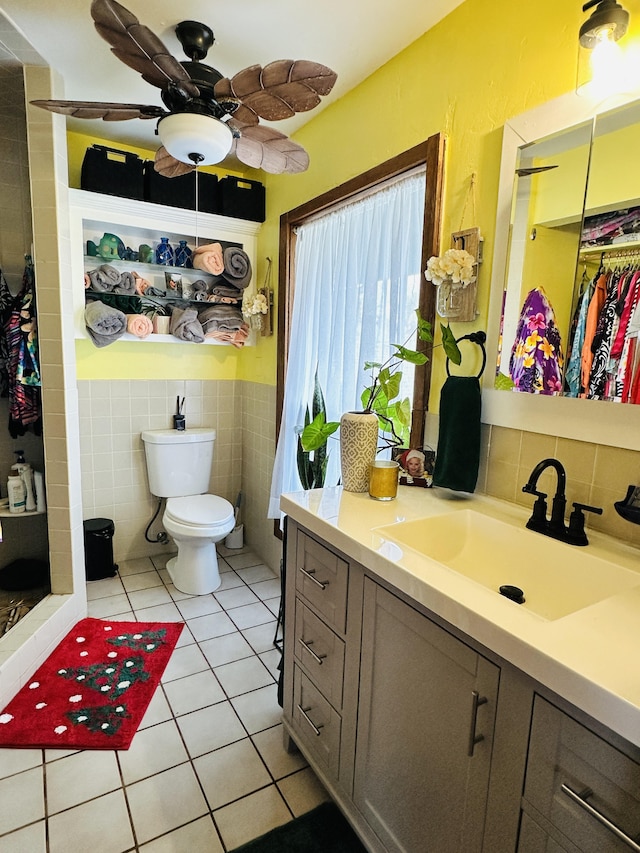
[354,579,499,853]
[522,695,640,853]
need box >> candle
[369,460,399,501]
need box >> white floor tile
[194,738,271,810]
[0,819,46,853]
[251,578,282,601]
[119,719,188,784]
[176,701,246,759]
[0,747,42,780]
[231,684,283,735]
[87,594,130,619]
[134,602,184,622]
[48,789,134,853]
[259,648,282,680]
[138,815,224,853]
[265,598,281,617]
[235,564,278,584]
[121,571,164,593]
[216,570,245,590]
[46,749,121,814]
[0,766,44,834]
[214,656,274,698]
[126,763,209,845]
[241,621,279,654]
[225,553,264,572]
[127,586,173,611]
[162,669,225,717]
[214,585,260,610]
[175,595,222,620]
[119,557,157,576]
[139,685,173,730]
[227,601,275,631]
[213,784,291,850]
[187,610,237,642]
[199,631,254,668]
[251,724,308,780]
[277,766,330,817]
[161,643,209,683]
[86,576,125,601]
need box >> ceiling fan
[31,0,338,177]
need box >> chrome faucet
[522,458,602,546]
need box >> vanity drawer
[292,664,341,779]
[295,532,348,634]
[523,696,640,852]
[294,598,345,710]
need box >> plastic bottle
[7,474,26,513]
[12,451,35,512]
[33,470,46,513]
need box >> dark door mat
[230,801,368,853]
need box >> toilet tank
[141,428,216,498]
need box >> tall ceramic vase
[340,411,379,492]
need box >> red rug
[0,617,183,750]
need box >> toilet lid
[165,495,234,527]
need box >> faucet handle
[567,501,603,546]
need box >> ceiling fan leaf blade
[236,126,309,174]
[154,146,195,178]
[260,59,296,88]
[269,82,322,113]
[30,99,165,121]
[226,65,264,98]
[91,0,199,96]
[241,92,296,121]
[287,60,338,96]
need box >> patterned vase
[155,237,174,266]
[340,411,379,492]
[175,240,193,268]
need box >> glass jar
[155,237,174,266]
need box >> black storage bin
[217,176,266,222]
[83,518,118,581]
[81,145,145,201]
[144,163,219,213]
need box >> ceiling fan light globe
[157,113,232,165]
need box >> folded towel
[84,300,127,348]
[206,323,250,348]
[432,376,481,493]
[222,246,252,289]
[207,294,239,304]
[209,282,243,299]
[170,306,205,343]
[88,264,121,292]
[192,242,224,275]
[113,271,136,295]
[84,273,91,289]
[144,286,166,298]
[133,272,152,295]
[198,304,245,336]
[126,313,154,339]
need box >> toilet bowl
[163,494,235,595]
[141,428,235,596]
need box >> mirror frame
[484,88,640,451]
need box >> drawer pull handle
[297,704,323,736]
[561,783,640,852]
[467,690,488,757]
[299,638,327,665]
[299,567,328,590]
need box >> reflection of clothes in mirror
[564,277,593,397]
[509,286,563,395]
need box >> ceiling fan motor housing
[175,20,215,61]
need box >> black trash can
[83,518,118,580]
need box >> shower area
[0,15,86,708]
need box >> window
[269,136,445,519]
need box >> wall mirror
[485,89,640,450]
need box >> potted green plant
[296,373,340,489]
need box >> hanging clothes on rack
[0,267,14,398]
[4,258,41,437]
[509,286,564,395]
[564,270,594,398]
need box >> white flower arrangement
[242,291,269,317]
[424,248,476,289]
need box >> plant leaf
[495,372,516,390]
[379,367,402,403]
[300,412,340,452]
[416,310,433,343]
[364,360,382,371]
[441,324,461,365]
[393,345,428,366]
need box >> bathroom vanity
[281,487,640,852]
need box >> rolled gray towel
[144,286,166,297]
[209,282,243,299]
[84,300,127,347]
[88,264,122,292]
[198,304,245,335]
[222,246,252,289]
[113,270,136,295]
[170,306,205,343]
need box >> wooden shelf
[580,238,640,256]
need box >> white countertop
[281,485,640,747]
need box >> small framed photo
[393,447,436,488]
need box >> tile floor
[0,545,330,852]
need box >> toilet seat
[164,494,234,536]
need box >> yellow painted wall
[70,0,640,392]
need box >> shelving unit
[70,188,262,346]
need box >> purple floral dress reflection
[509,286,564,395]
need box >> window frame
[274,134,446,529]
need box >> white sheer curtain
[268,171,426,517]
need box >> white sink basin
[374,509,640,620]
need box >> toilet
[141,428,235,595]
